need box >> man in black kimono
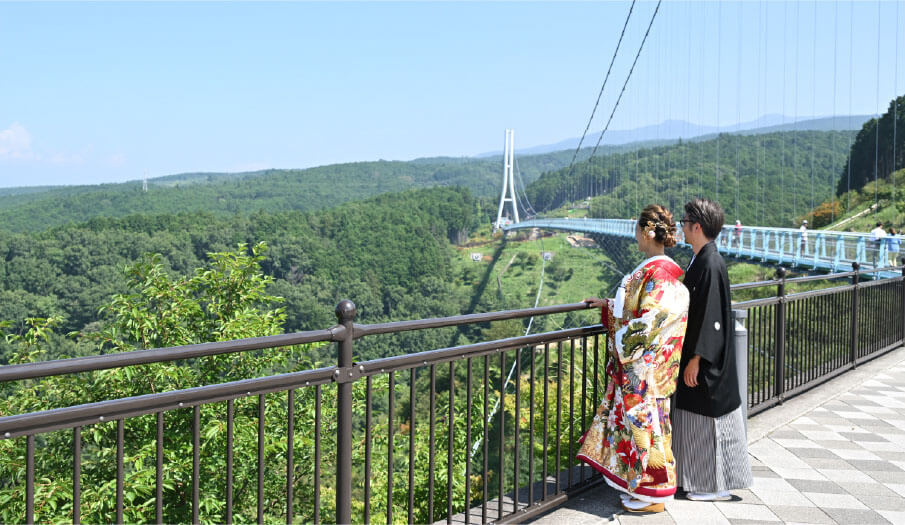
[673,198,752,501]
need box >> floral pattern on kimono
[576,256,689,501]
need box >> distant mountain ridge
[483,114,874,157]
[0,120,871,233]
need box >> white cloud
[0,123,34,159]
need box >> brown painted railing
[733,264,905,416]
[2,264,904,524]
[0,301,606,524]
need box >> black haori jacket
[674,241,741,418]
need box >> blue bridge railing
[505,218,898,278]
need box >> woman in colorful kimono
[577,204,689,513]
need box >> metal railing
[733,264,905,416]
[0,302,606,525]
[2,265,905,524]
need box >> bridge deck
[526,345,905,525]
[506,219,901,279]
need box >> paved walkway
[529,346,905,524]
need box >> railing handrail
[0,324,603,440]
[0,302,594,383]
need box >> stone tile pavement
[528,347,905,524]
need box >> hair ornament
[647,230,656,239]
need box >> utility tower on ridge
[495,129,519,230]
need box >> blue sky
[0,1,902,188]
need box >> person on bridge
[799,220,809,255]
[674,198,753,501]
[577,204,689,513]
[871,222,887,268]
[888,228,901,267]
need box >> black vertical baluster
[448,361,455,525]
[568,339,575,488]
[465,358,473,525]
[751,307,757,406]
[257,396,265,525]
[315,386,322,525]
[157,412,165,525]
[556,342,562,494]
[387,372,394,525]
[26,435,33,525]
[812,297,817,380]
[581,336,587,484]
[776,268,787,402]
[852,263,860,365]
[117,418,125,525]
[817,296,822,378]
[758,306,769,401]
[498,352,505,521]
[529,346,535,506]
[482,356,489,524]
[760,306,765,405]
[543,343,549,501]
[73,427,81,525]
[798,299,816,383]
[901,267,905,347]
[429,366,436,522]
[409,368,416,525]
[824,299,828,387]
[756,306,761,405]
[514,348,521,514]
[807,298,812,382]
[192,406,200,525]
[791,299,797,390]
[365,378,372,525]
[593,335,599,423]
[226,401,233,525]
[287,390,295,525]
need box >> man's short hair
[684,198,725,240]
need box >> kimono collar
[613,255,680,319]
[687,241,717,272]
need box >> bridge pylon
[494,128,519,230]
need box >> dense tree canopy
[836,94,905,196]
[526,130,856,227]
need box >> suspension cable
[716,0,722,201]
[810,0,817,214]
[736,1,742,221]
[893,0,899,203]
[874,0,881,214]
[589,0,664,160]
[566,1,637,179]
[793,0,801,219]
[779,0,789,220]
[847,0,854,210]
[832,0,839,223]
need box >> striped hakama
[672,406,752,493]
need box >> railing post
[902,266,905,347]
[732,309,749,422]
[851,263,860,367]
[774,267,786,404]
[335,300,356,525]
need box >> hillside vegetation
[837,94,904,197]
[526,130,856,227]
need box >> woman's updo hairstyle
[638,204,678,248]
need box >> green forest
[837,94,905,197]
[526,130,857,227]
